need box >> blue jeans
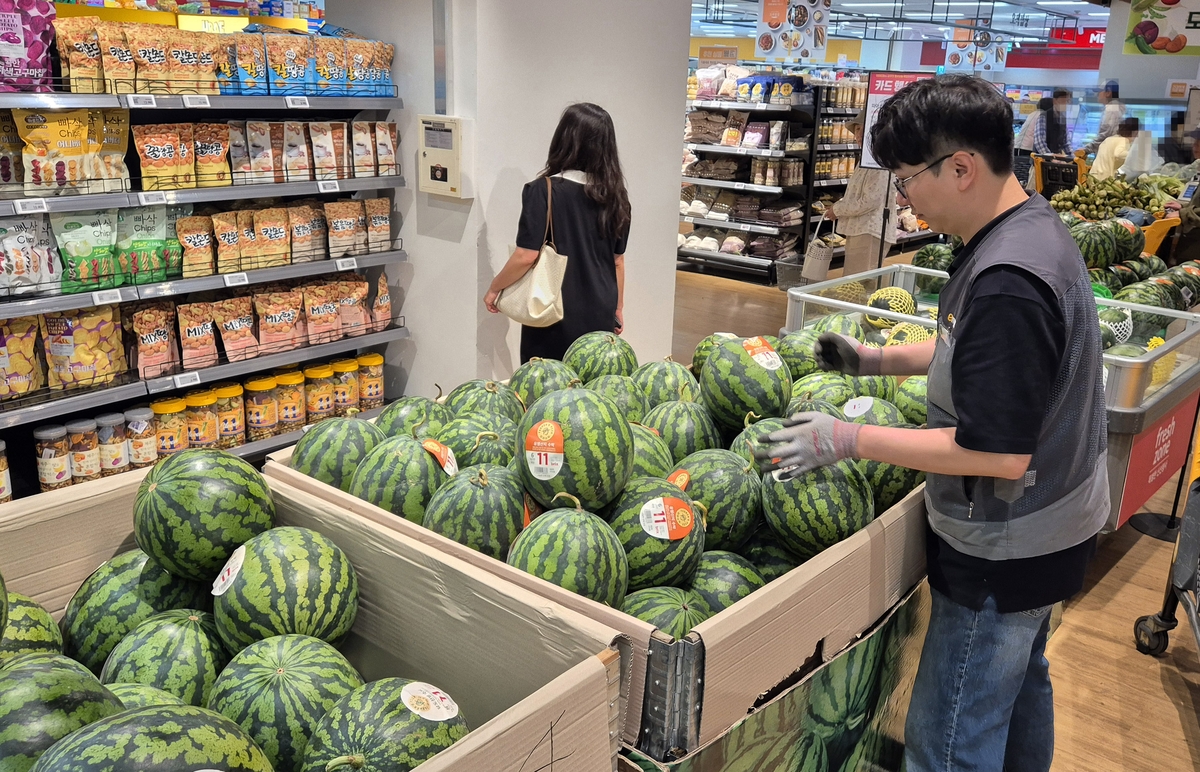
[905,588,1055,772]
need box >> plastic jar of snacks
[214,383,246,449]
[357,353,385,410]
[96,413,129,477]
[185,390,220,449]
[275,371,307,434]
[0,440,11,503]
[125,407,158,469]
[331,359,361,416]
[33,425,72,492]
[245,377,279,441]
[65,418,102,484]
[151,398,189,458]
[304,365,335,424]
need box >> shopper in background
[1164,128,1200,263]
[1037,89,1072,156]
[1160,112,1190,165]
[823,110,897,276]
[1089,117,1139,181]
[1012,96,1048,186]
[1082,79,1125,156]
[484,103,632,362]
[758,75,1106,772]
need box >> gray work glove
[815,333,882,376]
[754,412,863,480]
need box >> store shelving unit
[0,92,404,112]
[680,176,786,196]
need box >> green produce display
[1049,176,1168,219]
[911,243,953,295]
[738,525,803,582]
[671,449,761,551]
[374,395,454,440]
[632,358,701,409]
[841,396,907,427]
[847,375,898,403]
[894,376,928,426]
[776,328,823,382]
[1109,218,1146,262]
[762,460,874,561]
[811,313,866,342]
[786,392,842,418]
[586,374,650,422]
[642,400,723,464]
[729,416,786,475]
[700,336,793,431]
[423,465,525,561]
[99,610,227,707]
[564,331,638,381]
[348,435,449,523]
[290,417,387,492]
[793,372,855,408]
[509,357,579,407]
[436,413,517,468]
[105,683,184,710]
[621,587,712,640]
[692,331,739,376]
[444,379,524,423]
[1070,220,1117,270]
[606,477,706,591]
[629,422,675,478]
[0,593,61,663]
[689,551,765,613]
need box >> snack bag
[364,197,391,253]
[345,39,374,95]
[246,120,272,185]
[211,211,240,274]
[337,278,369,336]
[0,110,21,197]
[97,108,130,193]
[227,120,250,185]
[55,17,104,94]
[40,305,124,389]
[304,283,342,345]
[212,295,258,362]
[0,216,40,296]
[132,301,177,378]
[288,205,318,263]
[237,209,259,269]
[177,301,218,370]
[324,201,358,259]
[215,33,237,94]
[283,121,311,182]
[127,23,171,94]
[0,317,44,400]
[132,124,179,191]
[50,208,118,294]
[306,202,328,260]
[352,199,368,256]
[172,122,195,189]
[265,33,312,95]
[234,33,267,95]
[194,31,219,95]
[373,42,395,93]
[330,122,349,179]
[175,215,214,278]
[0,2,55,94]
[33,214,61,295]
[351,121,375,178]
[165,28,200,93]
[254,290,302,354]
[115,204,166,285]
[371,269,392,332]
[313,36,347,94]
[255,207,289,269]
[13,108,88,196]
[373,121,397,177]
[194,123,231,187]
[83,108,104,194]
[309,122,338,181]
[94,22,135,94]
[163,203,191,278]
[269,121,284,185]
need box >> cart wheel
[1135,616,1169,656]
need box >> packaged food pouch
[97,108,130,193]
[345,39,374,95]
[55,16,104,94]
[177,301,218,370]
[0,216,40,297]
[351,199,368,255]
[234,33,268,95]
[94,21,135,94]
[173,122,195,189]
[304,283,342,345]
[226,121,250,186]
[83,108,104,194]
[132,124,179,191]
[337,279,369,336]
[269,121,285,185]
[165,28,201,93]
[308,122,338,181]
[194,31,219,95]
[237,209,259,268]
[254,290,302,354]
[127,23,171,94]
[215,33,237,94]
[163,203,191,279]
[373,121,397,176]
[330,122,348,180]
[307,204,328,260]
[50,208,119,294]
[255,207,290,269]
[13,108,88,196]
[245,120,272,185]
[372,270,392,332]
[0,110,21,197]
[266,33,312,95]
[313,37,347,94]
[212,295,258,362]
[0,2,55,94]
[324,201,358,259]
[288,205,318,263]
[33,214,61,295]
[132,301,176,378]
[40,304,124,389]
[283,121,311,182]
[175,215,214,278]
[373,42,395,92]
[364,198,391,253]
[115,204,166,285]
[194,122,231,187]
[351,121,375,178]
[211,211,241,274]
[0,317,45,400]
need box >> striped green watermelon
[301,677,470,772]
[671,449,761,551]
[423,465,524,560]
[1111,262,1139,287]
[515,388,635,512]
[642,401,722,464]
[860,455,925,514]
[761,460,874,560]
[1090,267,1122,293]
[0,653,124,772]
[606,478,706,591]
[812,313,866,342]
[207,634,363,772]
[793,372,855,407]
[848,375,898,402]
[738,525,803,582]
[632,358,700,409]
[509,357,579,407]
[100,610,227,706]
[213,526,358,653]
[1109,218,1146,262]
[105,682,184,710]
[620,587,711,640]
[841,396,906,426]
[777,329,823,382]
[692,332,740,375]
[912,243,953,295]
[348,435,449,523]
[28,705,273,772]
[894,376,927,425]
[444,379,524,422]
[0,572,5,640]
[375,396,454,440]
[786,392,841,418]
[564,331,638,381]
[700,336,793,431]
[729,416,785,475]
[507,495,629,606]
[586,374,650,422]
[0,653,90,679]
[802,628,886,767]
[0,594,61,663]
[134,449,275,582]
[838,725,901,772]
[60,549,210,675]
[436,413,517,468]
[1071,220,1117,269]
[689,551,765,613]
[630,423,675,478]
[291,417,387,492]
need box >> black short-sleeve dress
[514,174,629,363]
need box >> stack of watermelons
[0,448,471,772]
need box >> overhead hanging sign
[943,19,1008,73]
[1126,0,1200,56]
[1049,27,1107,49]
[755,0,829,63]
[860,72,935,170]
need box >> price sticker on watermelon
[743,336,784,371]
[211,545,246,596]
[640,497,695,541]
[401,681,460,721]
[525,420,565,480]
[421,439,458,476]
[667,469,691,491]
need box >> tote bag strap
[543,176,557,252]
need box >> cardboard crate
[264,446,928,759]
[0,471,625,772]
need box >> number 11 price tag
[524,420,565,481]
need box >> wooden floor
[673,268,1200,770]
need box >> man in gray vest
[757,75,1107,771]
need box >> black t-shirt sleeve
[615,218,630,256]
[951,265,1067,455]
[515,180,549,252]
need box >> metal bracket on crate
[638,635,704,763]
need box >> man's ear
[952,151,977,192]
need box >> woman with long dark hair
[484,103,632,362]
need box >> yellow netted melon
[864,287,916,328]
[1148,336,1177,385]
[885,322,934,346]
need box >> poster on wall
[861,72,935,169]
[755,0,830,63]
[1126,0,1200,55]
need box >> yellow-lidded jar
[357,353,384,410]
[304,365,335,424]
[331,359,360,416]
[151,398,189,458]
[214,383,246,449]
[245,377,279,441]
[276,371,307,433]
[185,390,219,449]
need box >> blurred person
[1160,112,1190,165]
[1164,128,1200,263]
[1013,96,1050,186]
[1081,80,1125,156]
[1089,117,1139,181]
[824,110,897,276]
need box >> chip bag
[177,301,218,370]
[115,204,166,285]
[233,33,267,95]
[132,124,179,191]
[303,283,342,345]
[0,1,55,94]
[194,122,231,188]
[96,108,130,193]
[212,295,258,362]
[40,304,125,389]
[163,203,191,279]
[95,21,135,94]
[283,121,311,182]
[131,301,177,378]
[50,208,119,294]
[14,108,89,196]
[0,216,40,296]
[55,16,104,94]
[365,197,391,253]
[211,211,240,274]
[265,33,312,95]
[127,23,171,94]
[254,290,302,354]
[337,278,369,336]
[0,109,23,197]
[0,316,44,400]
[372,269,391,332]
[255,207,289,269]
[313,37,347,94]
[351,120,375,178]
[324,201,359,259]
[175,215,214,278]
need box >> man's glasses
[893,152,956,199]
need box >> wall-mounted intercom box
[418,114,475,199]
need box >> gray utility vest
[926,194,1109,561]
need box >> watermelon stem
[326,756,367,771]
[472,432,500,451]
[551,491,583,510]
[743,411,762,428]
[475,467,490,486]
[434,383,444,400]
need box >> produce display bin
[263,447,928,762]
[0,473,625,772]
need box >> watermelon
[213,526,358,653]
[1144,254,1169,276]
[700,336,793,431]
[729,416,786,475]
[436,413,517,468]
[793,372,855,407]
[444,379,524,423]
[689,551,765,613]
[761,460,874,560]
[776,329,823,382]
[1071,220,1117,270]
[894,376,927,425]
[28,705,273,772]
[301,678,470,772]
[632,358,701,409]
[860,454,926,513]
[0,653,89,678]
[1089,267,1122,294]
[1101,324,1118,349]
[606,477,706,591]
[847,375,898,402]
[1109,218,1146,262]
[564,331,638,381]
[802,629,885,766]
[738,525,803,582]
[207,634,363,772]
[60,549,209,675]
[134,449,275,582]
[516,388,635,512]
[671,449,761,551]
[0,653,124,772]
[786,392,841,418]
[1111,262,1139,287]
[885,322,934,347]
[692,332,740,375]
[423,465,524,560]
[0,573,5,639]
[291,417,387,492]
[586,374,650,422]
[841,396,906,426]
[105,682,184,710]
[912,243,953,295]
[348,435,449,523]
[642,400,722,464]
[100,610,227,706]
[620,587,711,640]
[509,358,579,407]
[375,396,454,440]
[812,313,866,342]
[507,495,629,606]
[1107,343,1147,357]
[0,593,61,663]
[630,422,675,478]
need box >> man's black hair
[1118,117,1139,137]
[868,75,1014,176]
[1104,80,1119,99]
[1171,111,1186,129]
[1052,88,1071,99]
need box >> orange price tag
[667,469,691,491]
[525,420,565,481]
[639,496,695,541]
[743,336,784,371]
[422,439,458,476]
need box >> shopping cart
[1134,480,1200,657]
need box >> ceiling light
[1087,11,1109,15]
